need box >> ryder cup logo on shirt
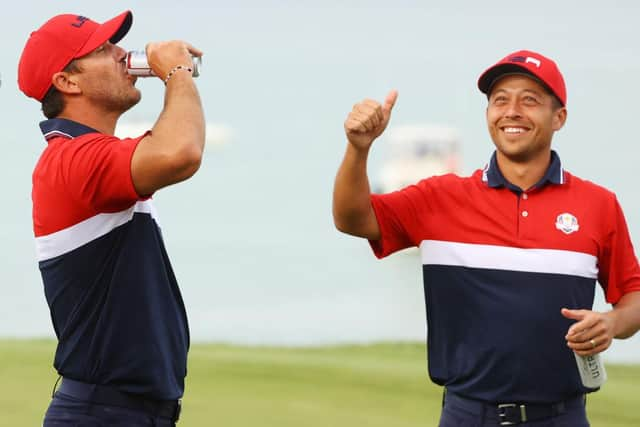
[555,213,580,235]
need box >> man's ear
[552,107,567,131]
[51,71,81,95]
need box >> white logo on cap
[526,57,541,68]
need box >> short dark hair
[41,61,80,119]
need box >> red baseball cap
[477,50,566,106]
[18,11,133,101]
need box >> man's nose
[114,45,127,62]
[504,100,522,119]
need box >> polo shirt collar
[40,118,99,142]
[481,150,564,192]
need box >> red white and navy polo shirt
[33,118,189,400]
[370,151,640,403]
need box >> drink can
[574,352,607,388]
[126,50,201,77]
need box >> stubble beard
[494,135,551,166]
[89,84,142,116]
[499,144,535,164]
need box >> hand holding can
[127,41,202,79]
[127,51,201,77]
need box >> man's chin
[499,147,543,164]
[122,92,142,113]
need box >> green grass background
[1,340,638,426]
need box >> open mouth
[501,126,530,135]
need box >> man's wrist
[164,65,193,85]
[604,309,623,339]
[346,139,374,155]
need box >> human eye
[492,95,507,105]
[522,94,540,105]
[94,44,107,54]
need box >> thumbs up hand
[344,90,398,151]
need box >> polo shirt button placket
[521,192,529,218]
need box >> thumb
[561,308,587,321]
[382,89,398,116]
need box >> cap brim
[478,63,539,94]
[477,63,561,105]
[75,10,132,59]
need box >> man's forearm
[334,90,397,240]
[611,291,640,339]
[130,69,206,195]
[154,73,205,161]
[332,144,379,240]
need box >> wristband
[164,65,193,85]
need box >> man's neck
[495,151,551,191]
[57,104,119,136]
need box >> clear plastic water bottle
[574,352,607,388]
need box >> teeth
[504,127,526,134]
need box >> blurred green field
[1,340,638,426]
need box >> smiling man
[332,50,640,426]
[18,10,204,426]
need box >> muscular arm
[332,144,380,240]
[332,90,397,240]
[131,41,205,195]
